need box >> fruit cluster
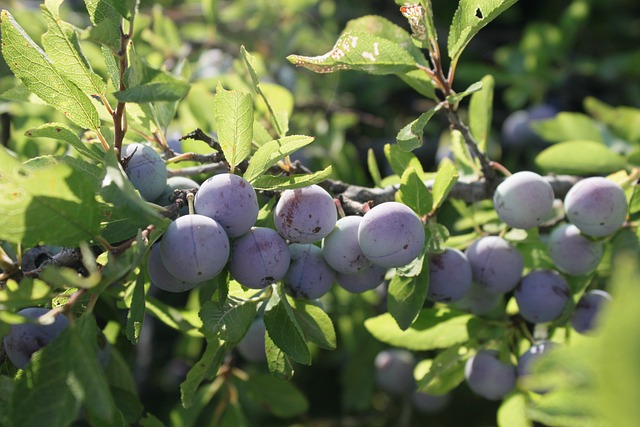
[145,170,426,300]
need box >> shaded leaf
[199,299,258,344]
[265,330,295,380]
[180,339,227,408]
[291,299,336,350]
[263,287,311,365]
[25,123,104,162]
[386,260,429,330]
[0,150,103,246]
[125,272,145,344]
[235,374,309,418]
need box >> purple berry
[465,236,523,293]
[564,177,628,237]
[195,173,259,237]
[493,171,555,229]
[515,270,570,323]
[274,185,337,244]
[427,248,472,303]
[228,227,291,289]
[358,202,425,268]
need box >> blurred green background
[1,0,639,425]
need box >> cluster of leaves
[0,0,639,426]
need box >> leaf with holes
[448,0,517,63]
[288,31,418,75]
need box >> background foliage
[0,0,639,426]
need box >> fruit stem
[187,192,195,215]
[533,323,549,341]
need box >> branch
[324,175,581,215]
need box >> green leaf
[199,299,258,344]
[145,296,202,337]
[87,15,120,51]
[397,69,437,99]
[125,271,146,344]
[386,260,429,330]
[115,79,190,103]
[41,0,106,97]
[498,393,533,427]
[104,348,142,415]
[235,374,309,418]
[84,0,133,23]
[265,330,295,380]
[364,307,471,350]
[288,31,419,76]
[241,47,288,137]
[446,80,483,105]
[397,105,440,151]
[243,135,315,183]
[367,148,382,187]
[291,299,336,350]
[416,345,469,394]
[431,159,459,210]
[180,339,227,408]
[214,83,253,172]
[535,140,627,175]
[469,74,495,152]
[395,167,433,216]
[0,150,103,246]
[343,15,430,67]
[102,46,120,88]
[448,0,517,62]
[263,287,311,365]
[251,166,332,191]
[384,143,425,177]
[584,97,640,144]
[25,123,104,162]
[1,10,101,130]
[530,112,604,143]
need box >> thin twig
[444,106,499,189]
